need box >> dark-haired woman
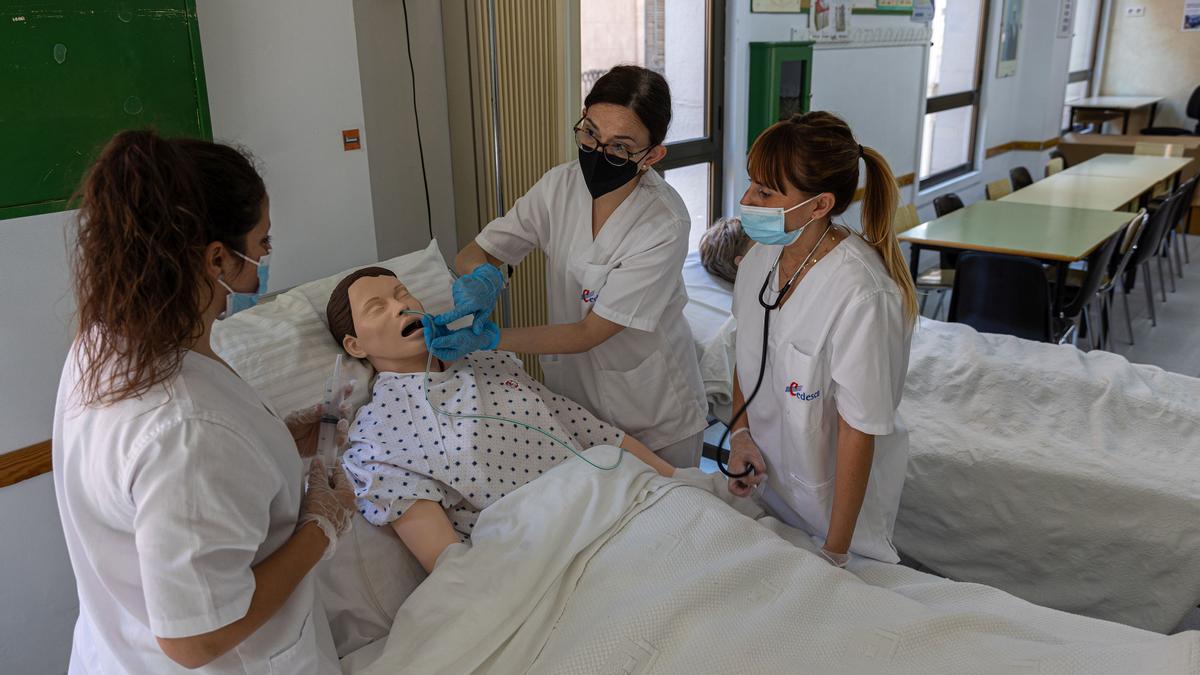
[448,65,707,468]
[725,112,918,567]
[53,131,353,673]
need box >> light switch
[342,129,361,151]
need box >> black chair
[1010,166,1034,191]
[933,193,964,217]
[1125,191,1182,327]
[948,253,1052,342]
[1096,212,1149,348]
[1168,176,1197,267]
[1052,228,1123,347]
[930,193,964,282]
[1140,86,1200,136]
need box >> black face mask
[578,148,641,199]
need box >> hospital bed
[678,257,1200,634]
[210,241,1199,672]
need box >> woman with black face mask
[449,65,707,469]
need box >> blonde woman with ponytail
[722,112,917,566]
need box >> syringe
[316,354,347,472]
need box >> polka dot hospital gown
[341,352,626,540]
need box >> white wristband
[730,427,751,441]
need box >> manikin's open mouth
[400,317,423,338]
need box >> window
[579,0,725,250]
[919,0,989,188]
[1062,0,1104,131]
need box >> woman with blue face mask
[53,130,353,673]
[724,112,918,567]
[443,65,708,469]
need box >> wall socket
[1124,5,1145,17]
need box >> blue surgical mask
[218,250,270,318]
[739,194,821,246]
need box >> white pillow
[211,238,455,655]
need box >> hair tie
[858,144,865,158]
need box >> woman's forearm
[455,241,502,276]
[825,415,875,555]
[156,522,328,669]
[498,312,623,355]
[730,372,748,433]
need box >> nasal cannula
[401,310,621,471]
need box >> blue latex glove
[428,319,501,361]
[434,264,505,334]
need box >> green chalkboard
[0,1,211,220]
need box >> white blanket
[897,318,1200,633]
[345,451,1198,674]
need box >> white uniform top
[732,234,913,563]
[53,343,339,674]
[476,160,708,449]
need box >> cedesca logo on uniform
[580,289,599,303]
[785,381,821,401]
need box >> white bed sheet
[342,453,1198,674]
[897,318,1200,633]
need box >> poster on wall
[912,0,934,23]
[996,0,1023,78]
[1184,0,1200,31]
[811,0,853,40]
[1058,0,1075,38]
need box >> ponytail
[72,130,265,405]
[747,111,918,325]
[860,145,918,325]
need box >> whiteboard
[809,44,924,180]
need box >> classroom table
[900,201,1135,318]
[999,172,1153,211]
[1066,96,1163,134]
[1061,154,1192,186]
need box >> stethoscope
[717,222,834,479]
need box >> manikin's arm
[391,500,461,574]
[619,434,675,477]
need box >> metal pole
[486,0,512,327]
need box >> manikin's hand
[727,428,768,497]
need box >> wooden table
[999,173,1153,211]
[900,201,1135,316]
[1067,96,1163,134]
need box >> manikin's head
[326,267,428,372]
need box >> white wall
[0,1,393,668]
[0,212,76,675]
[722,0,1081,226]
[1102,0,1200,130]
[916,0,1075,220]
[722,1,927,226]
[196,0,379,291]
[353,0,458,263]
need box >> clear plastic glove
[819,548,851,568]
[433,264,505,333]
[284,383,355,458]
[428,319,500,361]
[727,428,768,497]
[298,457,356,560]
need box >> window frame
[654,0,726,230]
[919,0,991,190]
[1062,0,1106,133]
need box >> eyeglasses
[573,118,653,167]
